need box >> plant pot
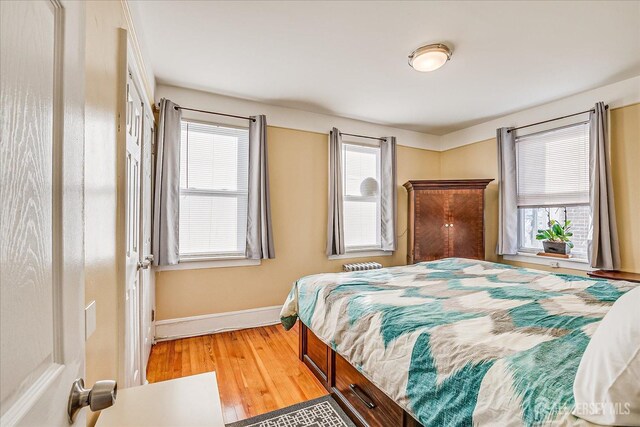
[543,241,571,255]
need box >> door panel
[413,190,447,261]
[1,0,85,424]
[448,190,484,259]
[124,74,143,388]
[139,109,155,382]
[1,0,56,408]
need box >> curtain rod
[507,105,608,133]
[172,105,255,122]
[340,132,385,141]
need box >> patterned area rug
[226,395,356,427]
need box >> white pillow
[573,285,640,425]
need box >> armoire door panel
[448,190,484,259]
[413,190,447,261]
[404,179,492,264]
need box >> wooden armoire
[404,179,493,263]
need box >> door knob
[68,378,117,423]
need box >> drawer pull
[349,383,376,409]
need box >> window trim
[503,253,593,272]
[328,249,393,260]
[157,256,261,271]
[516,204,590,260]
[178,119,250,261]
[513,121,592,267]
[181,117,249,133]
[342,141,383,252]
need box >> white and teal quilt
[280,258,636,427]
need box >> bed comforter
[280,258,635,427]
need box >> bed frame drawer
[333,354,403,427]
[299,322,421,427]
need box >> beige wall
[441,103,640,275]
[84,2,130,424]
[441,138,500,262]
[610,104,640,272]
[156,104,638,320]
[155,127,440,320]
[80,4,637,422]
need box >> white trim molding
[155,305,282,341]
[156,75,640,153]
[329,250,393,260]
[503,252,594,272]
[156,257,261,271]
[121,0,155,102]
[156,84,441,151]
[440,75,640,151]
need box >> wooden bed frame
[299,322,422,427]
[297,268,638,427]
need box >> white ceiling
[129,1,640,135]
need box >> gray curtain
[589,102,620,270]
[152,98,182,266]
[380,136,397,251]
[246,115,275,259]
[496,127,518,255]
[326,128,345,256]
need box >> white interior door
[139,108,155,384]
[0,0,86,425]
[124,73,143,388]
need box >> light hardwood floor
[147,322,328,424]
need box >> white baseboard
[154,305,282,342]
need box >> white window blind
[516,122,589,207]
[342,143,381,250]
[179,121,249,258]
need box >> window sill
[157,256,261,271]
[329,249,393,260]
[503,252,593,272]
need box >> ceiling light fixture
[408,43,452,72]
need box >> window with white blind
[342,142,381,251]
[515,122,591,259]
[179,121,249,259]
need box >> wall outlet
[549,261,560,268]
[85,301,97,340]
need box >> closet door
[413,190,448,261]
[448,189,484,259]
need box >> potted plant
[536,217,574,255]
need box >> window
[515,122,591,260]
[179,121,249,259]
[342,142,381,251]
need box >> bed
[280,258,636,427]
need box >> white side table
[96,372,225,427]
